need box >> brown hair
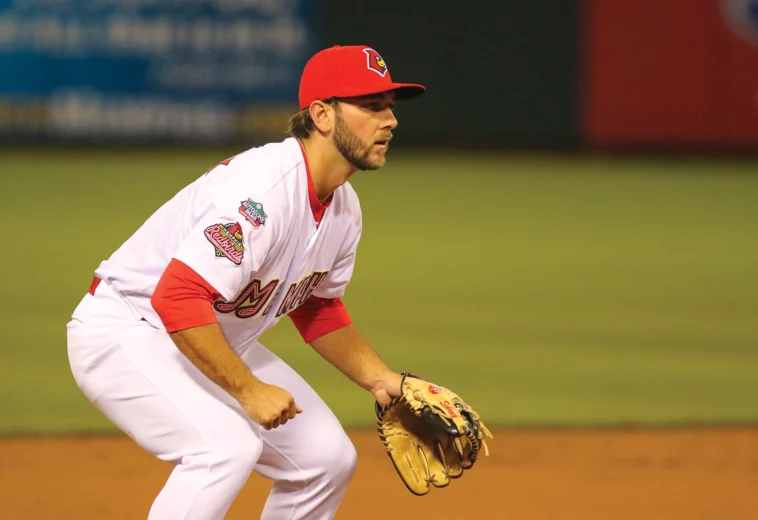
[287,99,338,139]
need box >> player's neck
[298,138,356,204]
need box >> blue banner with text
[0,0,318,142]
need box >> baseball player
[66,45,425,519]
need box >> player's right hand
[238,383,302,430]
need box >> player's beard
[333,109,387,171]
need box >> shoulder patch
[204,222,245,265]
[239,199,267,228]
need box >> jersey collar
[297,139,333,225]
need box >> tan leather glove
[375,372,492,495]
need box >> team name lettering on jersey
[275,271,329,317]
[213,279,279,318]
[214,270,329,319]
[204,222,245,265]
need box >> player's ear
[309,100,335,134]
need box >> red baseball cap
[298,45,426,110]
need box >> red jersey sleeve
[288,295,353,343]
[151,258,222,333]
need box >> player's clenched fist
[238,383,302,430]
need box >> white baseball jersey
[94,137,362,348]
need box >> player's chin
[364,155,386,171]
[369,147,389,167]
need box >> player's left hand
[375,372,493,495]
[371,372,404,408]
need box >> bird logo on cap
[363,48,388,77]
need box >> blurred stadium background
[1,0,757,437]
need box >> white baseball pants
[66,279,357,520]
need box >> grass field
[1,146,757,434]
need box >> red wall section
[584,0,758,147]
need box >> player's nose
[383,108,398,130]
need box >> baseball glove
[375,372,492,495]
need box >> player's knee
[317,431,357,484]
[336,437,358,483]
[206,439,262,482]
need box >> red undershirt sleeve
[288,295,353,343]
[151,258,222,333]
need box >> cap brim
[389,83,426,100]
[335,83,426,102]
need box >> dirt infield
[1,427,756,519]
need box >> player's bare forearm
[169,323,301,429]
[169,323,263,400]
[309,324,403,404]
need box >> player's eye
[365,102,394,112]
